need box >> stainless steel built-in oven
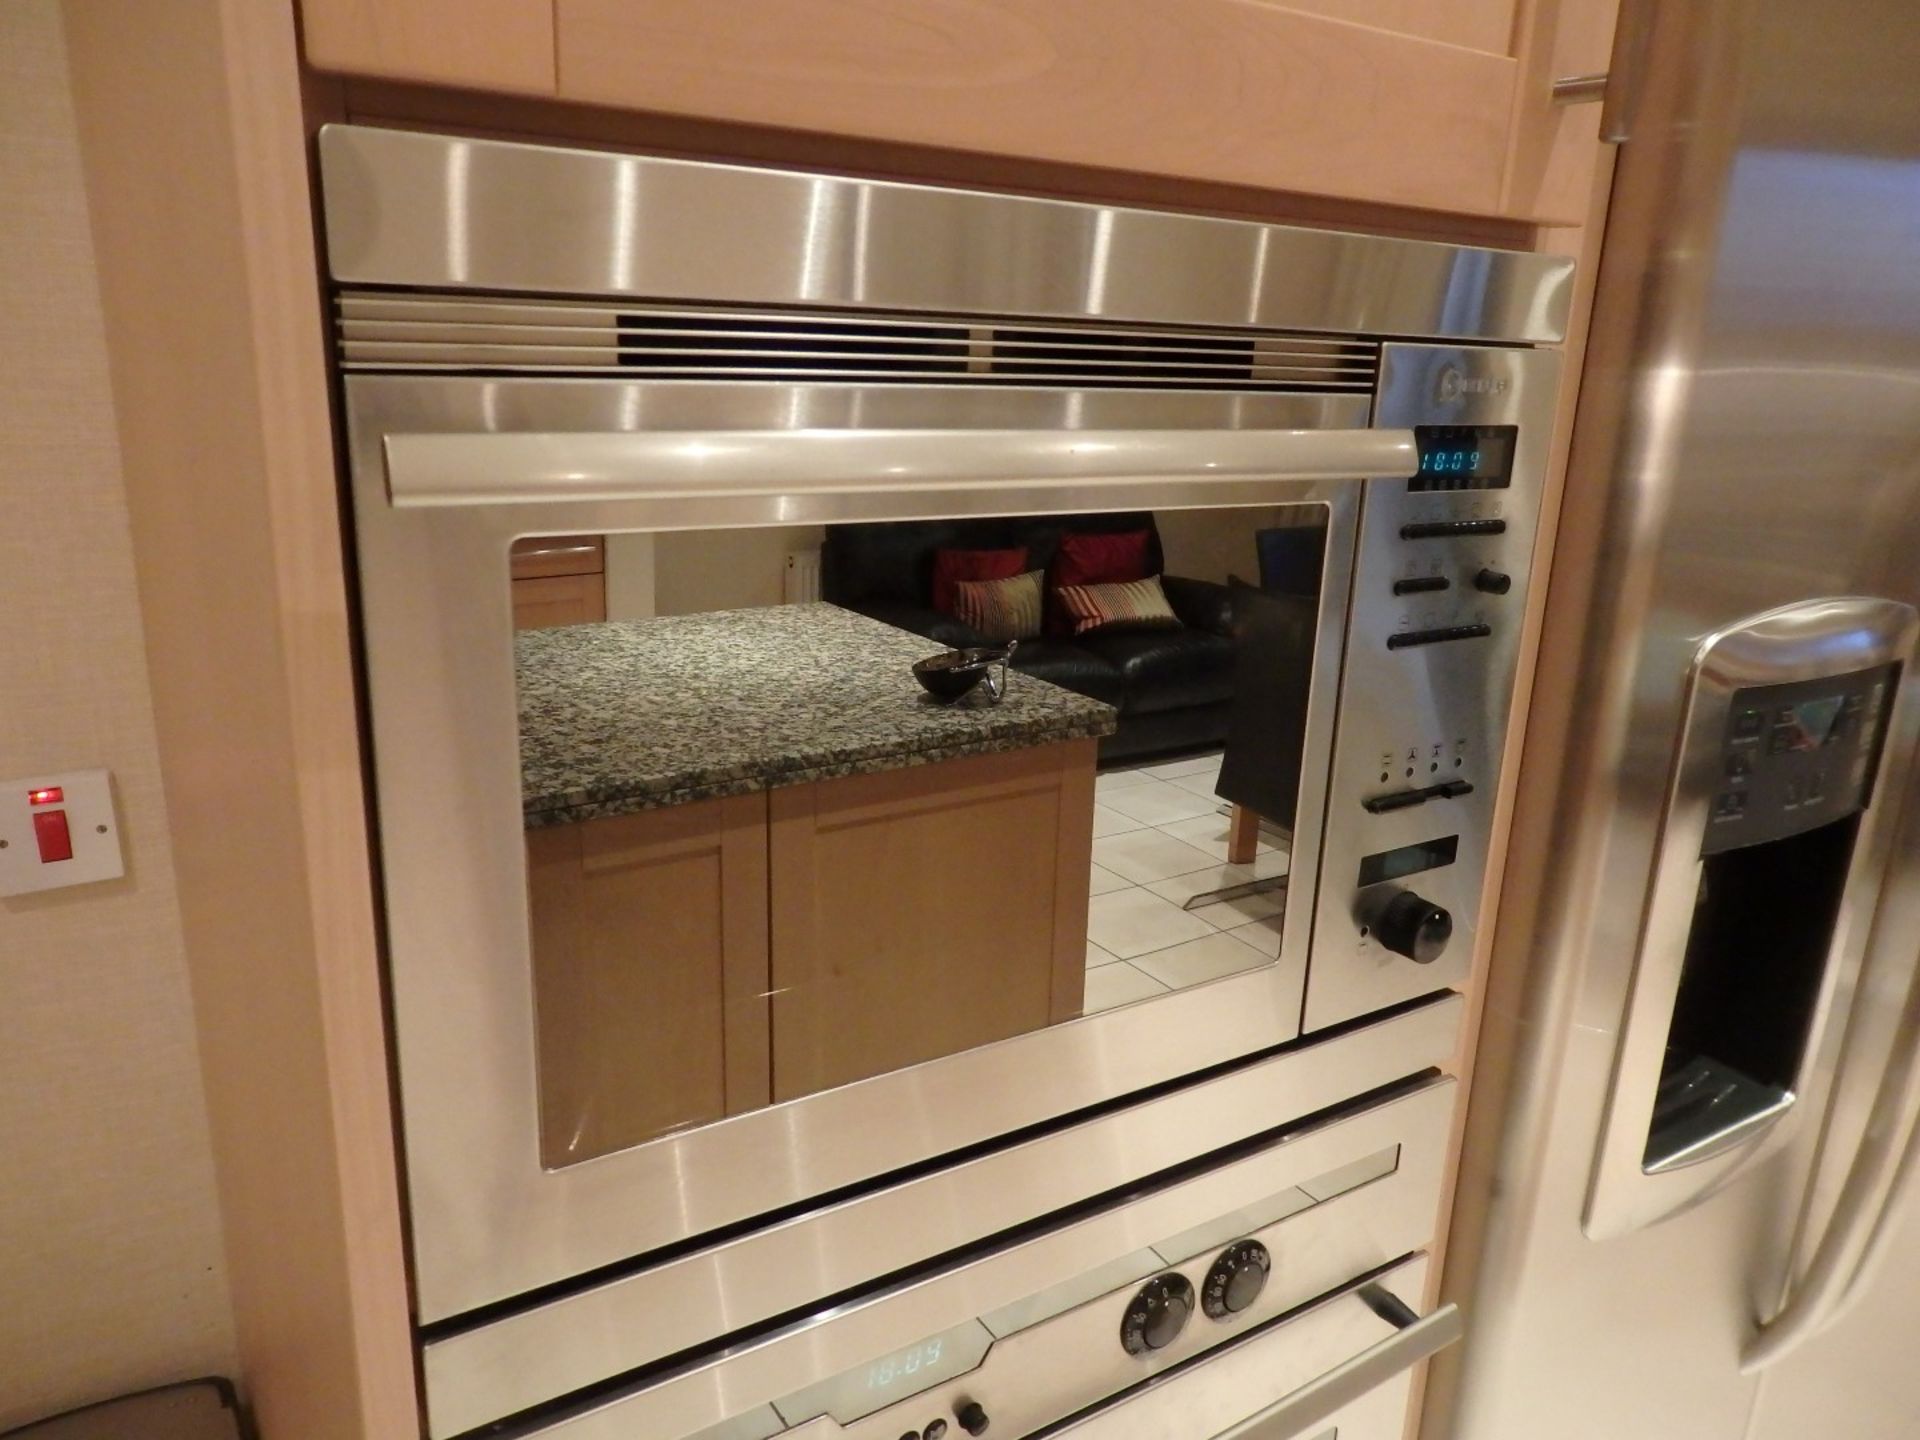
[317,126,1571,1438]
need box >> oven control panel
[1307,343,1559,1033]
[722,1084,1453,1440]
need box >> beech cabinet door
[300,0,556,94]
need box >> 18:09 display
[1409,423,1517,491]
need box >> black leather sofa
[822,513,1235,763]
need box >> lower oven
[316,125,1570,1436]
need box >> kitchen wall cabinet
[299,0,556,94]
[301,0,1622,225]
[511,534,607,630]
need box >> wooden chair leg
[1227,804,1260,865]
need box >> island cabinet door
[767,741,1097,1101]
[525,792,771,1169]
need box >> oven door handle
[1045,1270,1461,1440]
[378,427,1418,507]
[1209,1292,1463,1440]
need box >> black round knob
[1202,1240,1272,1319]
[955,1401,990,1436]
[1376,891,1453,964]
[1120,1273,1195,1356]
[1474,567,1512,595]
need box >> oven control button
[923,1422,947,1440]
[1120,1273,1195,1355]
[1474,567,1513,595]
[1202,1240,1272,1319]
[1377,891,1452,965]
[955,1401,990,1436]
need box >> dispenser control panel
[1709,664,1894,854]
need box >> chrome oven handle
[379,428,1417,508]
[1208,1294,1463,1440]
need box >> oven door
[345,376,1412,1320]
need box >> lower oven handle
[1208,1292,1463,1440]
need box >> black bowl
[912,646,1012,703]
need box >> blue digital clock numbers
[867,1337,944,1390]
[1409,424,1517,491]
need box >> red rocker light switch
[1,769,123,896]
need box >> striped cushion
[1055,575,1180,635]
[953,569,1045,642]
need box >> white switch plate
[0,768,125,896]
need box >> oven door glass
[512,504,1337,1167]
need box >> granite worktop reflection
[516,602,1117,827]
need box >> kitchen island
[517,603,1116,1165]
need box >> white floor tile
[1145,863,1256,907]
[1167,770,1227,799]
[1086,940,1121,969]
[1159,813,1276,863]
[1130,931,1270,990]
[1229,913,1284,957]
[1092,828,1223,886]
[1097,779,1220,828]
[1095,769,1157,796]
[1140,752,1222,780]
[1249,847,1291,880]
[1083,960,1170,1013]
[1091,804,1149,838]
[1087,863,1131,897]
[1087,886,1218,958]
[1191,889,1285,931]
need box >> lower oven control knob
[1120,1273,1195,1355]
[955,1401,990,1436]
[1202,1240,1272,1319]
[1377,890,1452,965]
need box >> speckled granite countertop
[516,602,1117,827]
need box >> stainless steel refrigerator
[1429,2,1920,1437]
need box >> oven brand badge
[1436,366,1509,403]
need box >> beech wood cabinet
[526,740,1096,1163]
[299,0,1620,223]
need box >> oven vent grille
[335,293,1381,393]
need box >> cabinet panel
[1255,0,1517,56]
[769,742,1094,1101]
[512,572,607,630]
[527,793,770,1167]
[554,0,1519,216]
[301,0,557,95]
[510,534,605,580]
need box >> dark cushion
[1160,575,1234,636]
[824,514,1163,608]
[1011,640,1127,709]
[844,599,987,650]
[1078,627,1235,715]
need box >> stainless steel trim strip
[381,427,1417,507]
[419,1012,1461,1438]
[318,126,1574,344]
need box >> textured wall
[0,2,236,1425]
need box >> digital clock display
[1409,425,1517,492]
[771,1318,992,1427]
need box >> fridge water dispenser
[1585,599,1916,1239]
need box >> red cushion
[1048,529,1154,634]
[931,547,1029,616]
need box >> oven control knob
[955,1401,990,1436]
[1120,1273,1195,1355]
[1377,891,1452,965]
[1475,567,1513,595]
[1202,1240,1272,1319]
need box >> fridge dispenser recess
[1585,599,1918,1240]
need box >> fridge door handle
[1743,930,1920,1373]
[1207,1295,1463,1440]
